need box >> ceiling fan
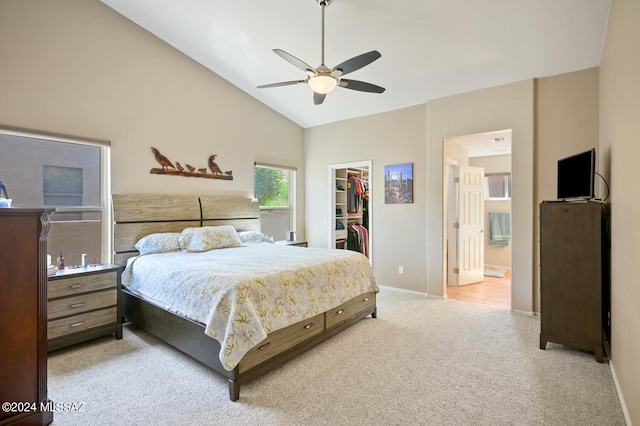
[257,0,385,105]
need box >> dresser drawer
[48,289,116,320]
[48,270,117,299]
[326,292,376,329]
[239,312,324,374]
[48,306,117,340]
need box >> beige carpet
[48,287,625,425]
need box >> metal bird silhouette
[208,155,223,175]
[151,147,175,171]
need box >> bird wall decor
[149,147,233,180]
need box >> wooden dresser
[0,208,54,426]
[47,264,122,351]
[539,201,610,362]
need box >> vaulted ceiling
[100,0,611,129]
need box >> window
[254,163,296,241]
[43,166,83,206]
[485,173,511,200]
[0,127,110,266]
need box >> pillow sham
[135,233,181,255]
[238,231,275,245]
[179,225,242,252]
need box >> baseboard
[609,360,633,425]
[512,308,537,316]
[378,285,430,297]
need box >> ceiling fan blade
[313,92,326,105]
[332,50,382,76]
[273,49,316,73]
[339,79,385,93]
[257,80,306,89]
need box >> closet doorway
[444,131,512,309]
[329,161,372,265]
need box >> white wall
[305,105,428,292]
[0,0,306,237]
[600,0,640,422]
[534,68,600,312]
[427,81,535,313]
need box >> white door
[446,162,459,287]
[456,165,485,285]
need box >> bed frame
[112,194,377,401]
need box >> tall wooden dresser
[539,201,610,362]
[0,208,54,425]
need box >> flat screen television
[557,148,595,200]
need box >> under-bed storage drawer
[239,312,324,373]
[48,306,117,340]
[326,292,376,329]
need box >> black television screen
[557,149,595,200]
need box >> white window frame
[254,162,297,236]
[484,172,511,201]
[0,125,112,262]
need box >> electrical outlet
[398,266,404,275]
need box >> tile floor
[446,270,511,310]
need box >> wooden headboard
[112,194,260,265]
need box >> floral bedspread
[121,243,378,370]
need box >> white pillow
[238,231,275,245]
[135,233,181,255]
[179,225,242,252]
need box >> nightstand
[47,263,123,351]
[275,240,308,247]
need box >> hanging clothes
[347,174,367,214]
[347,223,369,258]
[362,195,369,229]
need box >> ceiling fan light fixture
[308,75,337,94]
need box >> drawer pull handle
[304,323,313,329]
[69,284,85,289]
[363,298,369,302]
[69,302,86,308]
[336,309,344,315]
[69,322,85,328]
[258,342,271,351]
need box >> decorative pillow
[238,231,275,245]
[135,233,181,255]
[179,225,242,252]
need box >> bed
[112,194,378,401]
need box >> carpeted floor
[48,287,625,425]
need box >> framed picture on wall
[384,163,413,204]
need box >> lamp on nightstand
[0,180,11,208]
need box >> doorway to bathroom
[444,130,512,309]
